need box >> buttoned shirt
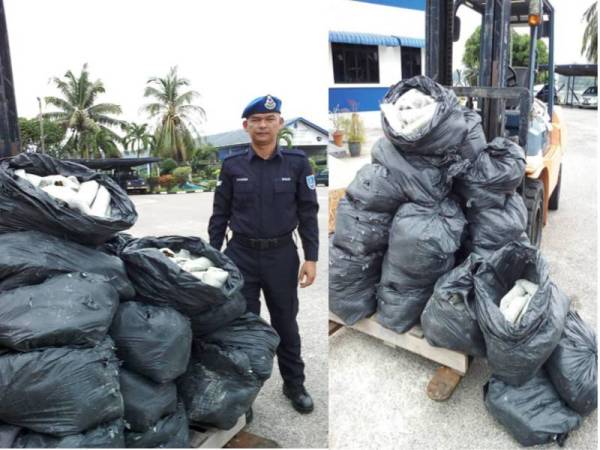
[208,145,319,261]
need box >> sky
[4,0,595,136]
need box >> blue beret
[242,95,282,118]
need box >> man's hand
[298,261,317,288]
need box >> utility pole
[37,97,44,153]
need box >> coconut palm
[123,122,153,157]
[44,63,123,159]
[582,2,597,63]
[278,127,294,149]
[142,66,206,162]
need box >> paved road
[328,106,598,450]
[128,187,329,449]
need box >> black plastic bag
[371,138,454,206]
[188,291,247,338]
[0,153,137,245]
[119,369,177,433]
[484,371,581,447]
[110,302,192,384]
[474,242,571,385]
[329,241,383,325]
[465,193,528,255]
[200,313,280,382]
[0,231,134,299]
[458,108,487,162]
[0,423,20,448]
[13,420,125,448]
[0,272,118,352]
[0,338,123,436]
[454,137,526,209]
[381,76,468,156]
[345,163,403,213]
[124,402,189,448]
[101,232,135,257]
[120,236,245,335]
[420,254,486,356]
[385,199,466,279]
[375,284,432,333]
[178,345,261,430]
[545,311,598,416]
[332,197,392,256]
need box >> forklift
[426,0,564,247]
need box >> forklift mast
[425,0,555,149]
[0,0,19,158]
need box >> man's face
[243,113,283,146]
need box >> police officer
[208,95,319,414]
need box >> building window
[332,43,380,84]
[401,47,422,80]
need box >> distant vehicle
[315,168,329,186]
[535,84,558,104]
[113,169,149,194]
[579,86,597,109]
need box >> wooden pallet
[330,312,468,400]
[190,415,246,448]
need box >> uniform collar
[247,144,283,161]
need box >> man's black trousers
[224,239,305,387]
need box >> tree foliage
[122,122,153,157]
[18,117,66,156]
[44,64,123,159]
[277,127,294,148]
[462,26,549,84]
[142,66,205,163]
[582,2,598,63]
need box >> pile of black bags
[330,75,597,446]
[0,154,279,448]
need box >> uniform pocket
[273,178,296,193]
[234,180,255,194]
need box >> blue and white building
[328,0,426,126]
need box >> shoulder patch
[306,174,316,190]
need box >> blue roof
[329,31,424,48]
[205,117,328,149]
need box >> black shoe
[283,383,314,414]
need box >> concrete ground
[127,187,329,449]
[328,107,597,449]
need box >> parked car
[535,84,558,103]
[579,86,597,109]
[112,169,149,194]
[315,168,329,187]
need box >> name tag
[281,177,291,182]
[235,177,249,182]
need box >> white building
[328,0,426,127]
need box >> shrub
[158,174,177,191]
[204,180,217,192]
[146,176,160,193]
[172,166,192,186]
[160,158,177,175]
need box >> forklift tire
[548,165,561,211]
[524,178,544,248]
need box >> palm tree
[582,2,598,63]
[123,122,152,157]
[142,66,206,163]
[44,63,123,159]
[278,127,294,149]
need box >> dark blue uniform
[208,144,319,387]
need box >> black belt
[232,233,293,250]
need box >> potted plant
[346,112,365,157]
[329,105,345,147]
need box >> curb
[157,190,211,195]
